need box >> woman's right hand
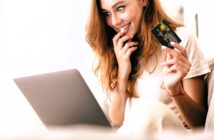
[113,31,138,81]
[110,31,138,125]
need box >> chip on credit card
[151,20,181,49]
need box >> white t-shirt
[123,27,211,127]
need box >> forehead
[100,0,130,10]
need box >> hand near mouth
[112,30,139,81]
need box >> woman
[86,0,210,132]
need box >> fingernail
[170,42,176,46]
[120,28,125,33]
[161,46,167,49]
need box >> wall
[0,0,92,76]
[162,0,214,59]
[0,0,102,134]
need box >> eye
[116,6,125,12]
[102,11,111,17]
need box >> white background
[0,0,213,136]
[0,0,99,135]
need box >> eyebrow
[112,1,126,9]
[101,1,126,12]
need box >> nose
[111,14,122,27]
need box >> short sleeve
[176,27,211,79]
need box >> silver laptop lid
[14,69,111,128]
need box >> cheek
[132,11,143,27]
[121,12,134,21]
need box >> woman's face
[100,0,145,36]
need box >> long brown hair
[85,0,182,98]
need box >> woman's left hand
[161,43,191,94]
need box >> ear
[138,0,147,8]
[142,0,148,7]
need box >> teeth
[120,25,128,33]
[120,27,125,33]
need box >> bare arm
[162,42,208,129]
[109,30,138,126]
[171,76,207,128]
[109,76,128,126]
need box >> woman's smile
[101,0,144,36]
[118,23,130,35]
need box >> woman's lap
[117,100,190,136]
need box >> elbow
[192,119,206,129]
[187,121,206,130]
[185,111,207,129]
[109,113,124,127]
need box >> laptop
[14,69,112,128]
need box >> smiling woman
[0,0,214,138]
[86,0,210,135]
[100,0,144,36]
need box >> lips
[118,24,130,35]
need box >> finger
[162,43,185,56]
[121,42,138,58]
[162,54,185,65]
[163,47,188,63]
[117,35,134,49]
[123,41,138,52]
[124,47,138,58]
[161,57,190,70]
[113,30,125,43]
[161,58,191,76]
[162,60,190,75]
[170,42,188,58]
[113,31,125,49]
[113,31,133,47]
[165,64,189,77]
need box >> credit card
[151,20,181,49]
